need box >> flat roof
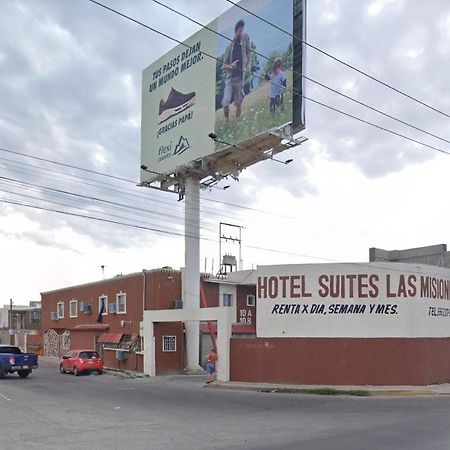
[41,268,181,295]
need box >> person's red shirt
[207,351,218,364]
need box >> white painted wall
[0,308,9,328]
[141,307,233,381]
[257,262,450,338]
[218,283,237,323]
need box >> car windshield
[79,351,99,359]
[0,346,22,354]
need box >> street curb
[206,383,438,397]
[104,367,147,379]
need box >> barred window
[116,293,127,314]
[223,293,232,307]
[57,301,64,319]
[70,300,78,318]
[162,336,176,352]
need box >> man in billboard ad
[221,20,252,122]
[214,0,295,150]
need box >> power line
[303,96,450,156]
[151,0,450,146]
[0,186,202,238]
[0,146,292,218]
[0,160,407,254]
[0,197,333,262]
[0,175,223,234]
[0,155,262,224]
[86,0,450,158]
[224,0,450,120]
[0,188,439,274]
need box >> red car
[59,350,104,376]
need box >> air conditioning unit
[83,304,92,314]
[172,300,183,309]
[108,303,117,314]
[50,312,58,321]
[79,301,85,311]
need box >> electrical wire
[0,157,407,249]
[0,196,334,262]
[303,96,450,155]
[151,0,450,146]
[223,0,450,120]
[86,0,450,158]
[0,175,223,234]
[0,146,293,218]
[0,191,435,274]
[0,155,263,224]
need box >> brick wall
[230,337,450,386]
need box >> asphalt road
[0,361,450,450]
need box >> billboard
[141,0,305,182]
[256,263,450,338]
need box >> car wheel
[18,370,31,378]
[73,367,79,376]
[59,364,65,374]
[0,365,5,379]
[97,370,103,375]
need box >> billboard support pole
[184,176,201,371]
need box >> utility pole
[184,177,201,371]
[8,298,13,345]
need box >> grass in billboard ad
[215,72,293,150]
[214,0,294,150]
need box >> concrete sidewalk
[207,380,450,397]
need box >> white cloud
[0,0,449,301]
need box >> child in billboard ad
[266,58,287,115]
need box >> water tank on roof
[222,255,237,266]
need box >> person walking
[205,348,218,384]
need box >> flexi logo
[173,135,191,156]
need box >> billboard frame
[140,0,307,190]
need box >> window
[246,294,256,307]
[57,301,64,319]
[223,293,232,307]
[31,310,41,322]
[79,351,99,359]
[69,300,78,318]
[116,293,127,314]
[99,296,108,315]
[162,336,176,352]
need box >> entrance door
[154,322,184,375]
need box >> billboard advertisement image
[256,263,450,338]
[141,0,305,182]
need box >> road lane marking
[0,392,11,401]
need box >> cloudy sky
[0,0,449,304]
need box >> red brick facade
[41,269,182,372]
[230,337,450,386]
